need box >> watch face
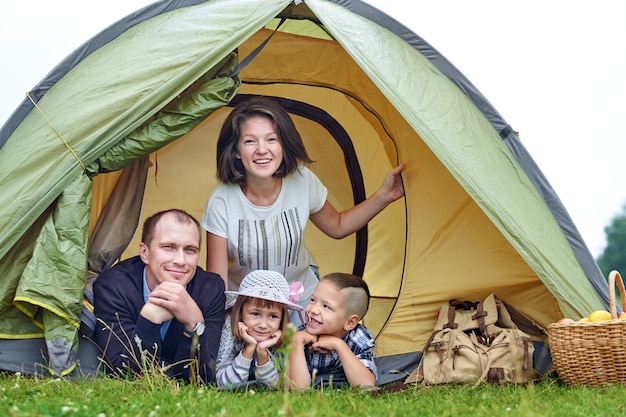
[195,322,206,336]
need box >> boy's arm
[315,335,376,387]
[287,330,317,390]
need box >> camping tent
[0,0,609,381]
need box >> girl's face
[241,299,284,343]
[236,115,283,181]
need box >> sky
[1,1,624,258]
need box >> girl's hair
[230,295,290,347]
[215,96,314,184]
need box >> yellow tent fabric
[103,5,603,357]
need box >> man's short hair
[320,272,370,319]
[141,209,201,247]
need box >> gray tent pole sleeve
[81,157,149,335]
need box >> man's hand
[147,281,203,330]
[140,301,174,324]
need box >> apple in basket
[619,312,626,320]
[556,318,575,324]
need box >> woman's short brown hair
[215,97,313,184]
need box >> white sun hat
[225,270,304,311]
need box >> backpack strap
[444,299,478,329]
[522,335,532,370]
[443,306,458,329]
[450,299,476,310]
[471,301,488,336]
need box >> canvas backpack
[405,294,535,387]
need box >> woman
[201,97,404,317]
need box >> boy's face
[305,280,351,338]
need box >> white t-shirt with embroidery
[201,166,327,309]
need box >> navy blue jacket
[94,256,225,383]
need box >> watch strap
[184,322,202,337]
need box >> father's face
[139,212,200,290]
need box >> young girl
[216,270,303,389]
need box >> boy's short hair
[320,273,370,319]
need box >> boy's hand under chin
[293,329,317,348]
[309,334,342,355]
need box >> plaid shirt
[299,324,378,386]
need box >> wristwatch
[183,322,206,337]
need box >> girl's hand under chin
[257,329,283,350]
[238,322,258,346]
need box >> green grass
[2,372,626,417]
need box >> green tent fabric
[0,47,241,375]
[0,0,609,380]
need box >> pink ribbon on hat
[289,281,304,304]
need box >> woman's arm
[205,231,229,290]
[310,163,405,239]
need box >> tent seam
[14,296,81,329]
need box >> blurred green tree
[597,202,626,278]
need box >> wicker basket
[548,270,626,386]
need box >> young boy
[287,273,377,389]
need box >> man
[94,209,225,383]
